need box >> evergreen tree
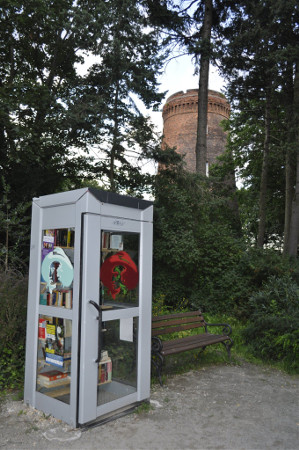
[220,0,299,253]
[72,0,166,194]
[0,0,94,207]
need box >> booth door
[78,213,142,425]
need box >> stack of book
[54,229,75,247]
[46,289,72,308]
[37,370,70,388]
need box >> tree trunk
[283,148,296,252]
[287,152,299,257]
[257,91,271,248]
[285,61,299,257]
[110,79,120,192]
[195,0,213,175]
[283,61,296,254]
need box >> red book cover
[39,370,68,381]
[38,318,46,339]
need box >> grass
[135,401,153,414]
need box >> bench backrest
[152,311,206,336]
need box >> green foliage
[0,179,31,270]
[152,294,189,316]
[242,276,299,372]
[67,0,167,194]
[229,247,299,319]
[0,269,28,389]
[220,0,299,252]
[153,167,299,324]
[153,168,246,314]
[0,0,168,265]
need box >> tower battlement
[162,89,230,172]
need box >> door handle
[89,300,103,363]
[89,300,101,314]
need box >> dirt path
[0,362,298,450]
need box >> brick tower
[162,89,230,173]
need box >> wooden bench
[151,310,233,385]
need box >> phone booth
[24,188,153,427]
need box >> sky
[77,52,226,134]
[150,54,226,133]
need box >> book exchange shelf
[24,188,153,427]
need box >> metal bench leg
[152,353,164,386]
[221,338,234,360]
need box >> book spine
[67,229,71,247]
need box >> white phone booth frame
[24,188,153,427]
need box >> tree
[286,62,299,257]
[71,0,166,193]
[220,0,299,253]
[0,0,95,267]
[0,1,96,201]
[194,0,213,175]
[0,0,168,266]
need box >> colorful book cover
[45,353,64,368]
[41,231,55,262]
[38,318,47,339]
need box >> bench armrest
[204,322,232,336]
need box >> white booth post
[24,188,153,427]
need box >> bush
[0,269,28,389]
[242,275,299,372]
[153,169,299,320]
[153,169,245,312]
[191,247,299,318]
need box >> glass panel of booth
[36,315,72,404]
[100,231,139,309]
[40,228,74,308]
[97,317,138,407]
[36,228,75,403]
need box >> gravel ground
[0,362,298,450]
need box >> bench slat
[152,322,205,336]
[152,316,205,329]
[161,332,226,348]
[161,334,230,356]
[152,311,202,322]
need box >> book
[41,231,54,262]
[38,370,68,382]
[64,320,72,338]
[38,318,47,339]
[102,232,110,249]
[54,228,74,248]
[45,288,72,309]
[99,351,112,384]
[37,375,70,388]
[61,289,72,309]
[45,352,69,367]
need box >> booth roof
[88,188,153,210]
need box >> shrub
[0,269,28,389]
[242,275,299,372]
[153,169,245,313]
